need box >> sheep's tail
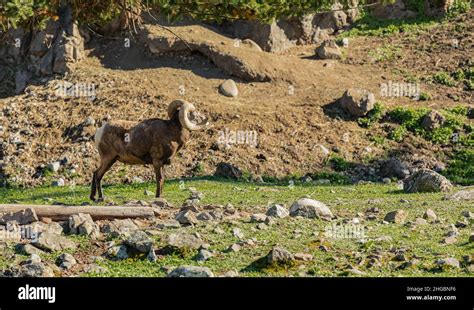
[94,122,107,149]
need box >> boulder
[384,210,407,224]
[289,198,333,220]
[214,162,242,179]
[124,230,153,253]
[403,169,453,193]
[421,110,445,131]
[380,158,410,179]
[219,79,239,97]
[266,246,294,265]
[444,188,474,201]
[0,208,38,225]
[168,266,214,277]
[316,40,342,60]
[100,219,139,238]
[33,232,76,252]
[339,88,375,117]
[166,233,203,251]
[266,204,289,218]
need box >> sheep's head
[167,99,208,131]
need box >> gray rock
[421,110,445,131]
[155,220,181,229]
[101,219,139,237]
[16,243,45,256]
[68,213,99,238]
[250,213,267,223]
[175,210,198,225]
[316,40,342,59]
[340,88,375,117]
[241,38,262,51]
[227,243,241,252]
[436,257,460,269]
[52,178,65,187]
[403,169,453,193]
[384,210,407,224]
[33,232,76,252]
[289,198,333,220]
[167,265,214,278]
[232,228,244,239]
[380,158,410,179]
[197,212,213,221]
[267,246,294,265]
[294,253,314,261]
[15,70,32,94]
[147,248,158,262]
[445,188,474,201]
[124,231,153,253]
[83,264,108,274]
[266,204,289,218]
[195,249,213,262]
[219,79,239,97]
[423,209,437,221]
[214,162,242,179]
[0,208,38,225]
[469,233,474,243]
[166,233,203,250]
[56,253,76,269]
[107,245,129,260]
[21,262,54,277]
[47,161,61,173]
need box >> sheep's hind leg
[153,161,164,198]
[94,156,117,202]
[90,171,98,201]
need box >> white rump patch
[94,122,107,148]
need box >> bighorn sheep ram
[90,100,208,201]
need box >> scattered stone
[382,178,391,184]
[155,220,181,230]
[316,40,342,59]
[52,178,65,187]
[442,236,457,245]
[175,210,198,225]
[462,211,474,219]
[375,235,393,242]
[24,254,42,265]
[33,232,76,252]
[455,219,468,228]
[220,270,239,277]
[414,218,428,226]
[339,88,375,117]
[101,219,139,237]
[16,243,45,256]
[380,158,410,179]
[0,208,38,225]
[68,213,99,238]
[445,188,474,201]
[107,245,129,260]
[250,213,267,223]
[124,230,153,253]
[266,204,289,218]
[227,243,241,252]
[144,189,154,196]
[47,162,62,173]
[214,162,242,179]
[421,110,445,131]
[219,79,239,97]
[403,169,453,193]
[83,264,108,274]
[195,249,213,262]
[21,262,54,277]
[436,257,460,269]
[289,198,333,220]
[168,266,214,277]
[469,233,474,243]
[294,253,314,261]
[232,228,244,239]
[423,209,437,221]
[147,248,157,262]
[266,246,294,265]
[257,223,268,230]
[384,210,407,224]
[56,253,76,269]
[166,233,203,251]
[197,212,213,221]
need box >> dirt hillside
[1,11,472,187]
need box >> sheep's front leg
[153,161,164,198]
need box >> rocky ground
[0,180,473,277]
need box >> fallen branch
[0,204,154,221]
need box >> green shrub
[432,72,455,86]
[357,102,385,128]
[329,156,353,172]
[442,149,474,185]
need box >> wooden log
[0,204,154,221]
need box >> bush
[357,102,385,128]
